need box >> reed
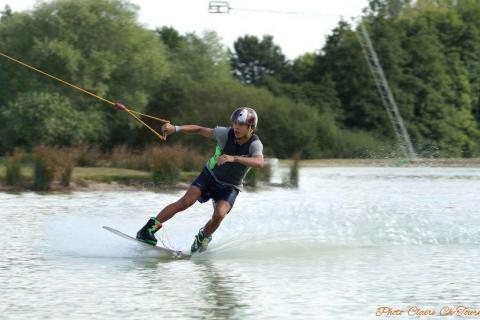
[58,148,78,187]
[110,145,148,170]
[5,148,24,186]
[75,144,104,167]
[245,162,271,187]
[33,145,58,190]
[283,152,300,188]
[146,146,181,184]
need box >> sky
[0,0,369,59]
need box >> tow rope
[0,51,169,140]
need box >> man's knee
[177,193,197,209]
[177,186,201,209]
[212,201,231,222]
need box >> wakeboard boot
[136,217,162,245]
[190,228,212,254]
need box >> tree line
[1,0,479,159]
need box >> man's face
[233,121,251,139]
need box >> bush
[110,145,148,170]
[245,162,271,187]
[108,144,206,173]
[333,129,399,158]
[259,162,272,182]
[146,146,181,184]
[146,144,207,172]
[180,148,207,172]
[5,148,24,186]
[33,145,58,190]
[75,144,104,167]
[32,146,77,189]
[0,92,106,151]
[244,168,259,187]
[283,152,300,188]
[58,148,77,187]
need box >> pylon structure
[357,22,416,160]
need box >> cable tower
[357,22,416,160]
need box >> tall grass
[109,144,206,173]
[5,148,24,186]
[145,145,208,184]
[33,145,58,190]
[316,111,400,158]
[283,152,300,188]
[75,144,104,167]
[58,148,77,187]
[245,162,272,187]
[110,145,148,170]
[32,146,77,189]
[146,146,182,184]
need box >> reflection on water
[1,167,480,319]
[193,260,248,319]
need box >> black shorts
[191,167,239,209]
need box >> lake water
[1,166,480,319]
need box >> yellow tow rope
[0,51,169,141]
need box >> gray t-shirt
[213,126,263,157]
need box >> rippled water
[1,166,480,319]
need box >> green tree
[366,0,413,18]
[453,0,480,125]
[0,5,12,19]
[313,21,391,134]
[0,92,106,151]
[230,35,290,84]
[398,7,479,156]
[149,28,323,158]
[0,0,170,149]
[137,29,233,146]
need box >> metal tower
[357,21,416,160]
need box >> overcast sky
[0,0,369,59]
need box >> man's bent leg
[191,201,231,253]
[137,185,201,245]
[203,200,231,237]
[156,185,201,223]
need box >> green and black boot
[136,217,162,245]
[190,228,212,254]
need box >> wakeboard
[102,226,191,259]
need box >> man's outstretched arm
[162,123,214,139]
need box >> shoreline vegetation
[1,145,480,193]
[0,145,275,193]
[3,0,480,196]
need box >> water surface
[1,167,480,319]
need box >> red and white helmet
[230,107,258,130]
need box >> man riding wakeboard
[136,107,264,254]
